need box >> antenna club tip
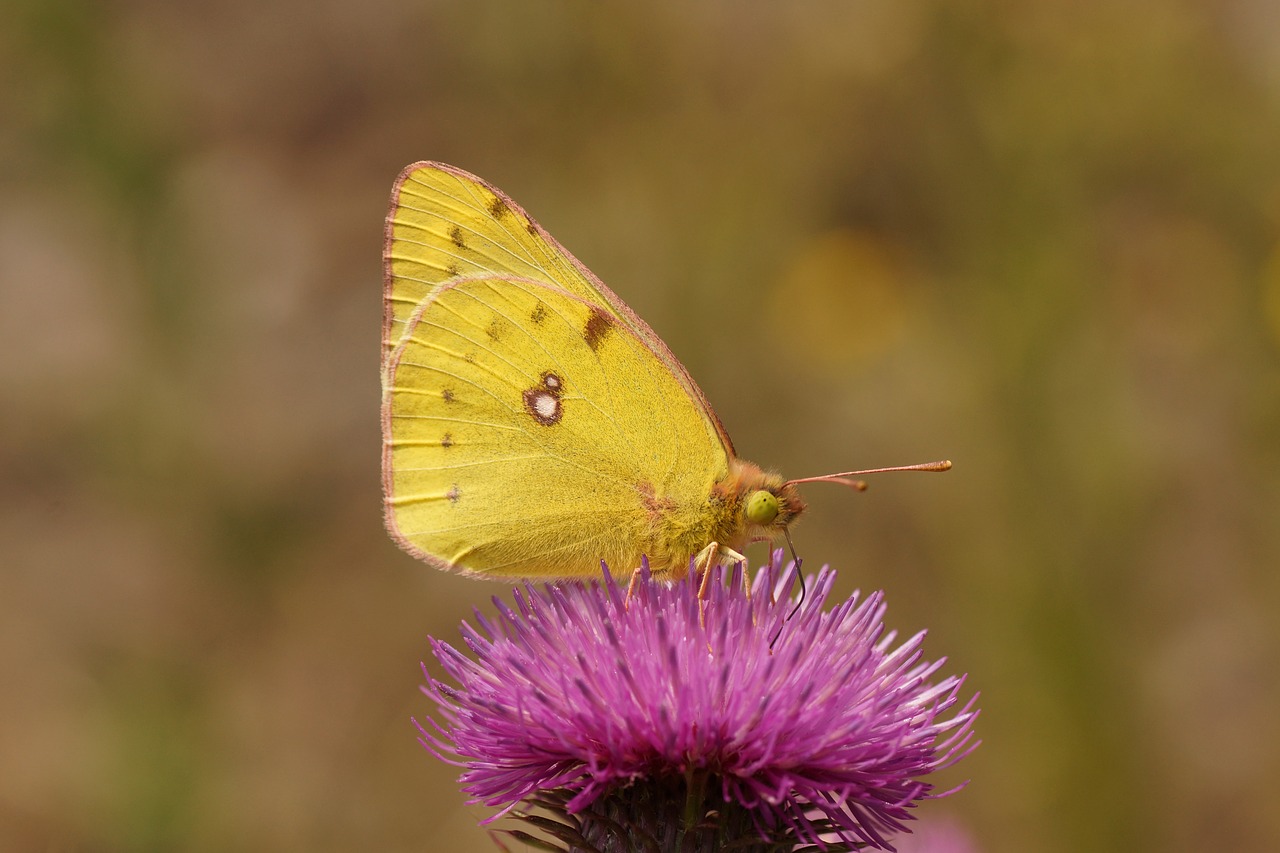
[938,460,953,471]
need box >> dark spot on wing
[450,225,465,248]
[583,308,613,352]
[445,262,460,278]
[488,196,509,219]
[526,220,539,236]
[442,388,455,403]
[530,303,547,325]
[486,318,502,341]
[446,484,461,503]
[441,432,453,449]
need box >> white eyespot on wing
[523,388,562,425]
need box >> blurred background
[4,1,1280,850]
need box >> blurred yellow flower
[768,228,910,369]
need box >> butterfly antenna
[784,459,952,492]
[768,461,951,651]
[769,528,806,651]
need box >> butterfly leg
[693,541,720,600]
[694,542,751,603]
[723,546,749,603]
[688,542,716,632]
[624,566,645,606]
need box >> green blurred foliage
[3,1,1280,851]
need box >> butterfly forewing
[385,164,610,364]
[382,162,735,455]
[383,277,730,577]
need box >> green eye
[745,490,780,525]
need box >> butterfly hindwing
[382,277,731,577]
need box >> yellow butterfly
[381,162,948,580]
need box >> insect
[381,162,948,581]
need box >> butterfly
[381,162,948,581]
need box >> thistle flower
[417,553,979,852]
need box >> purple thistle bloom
[417,553,979,852]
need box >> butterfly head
[730,458,953,547]
[730,462,807,543]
